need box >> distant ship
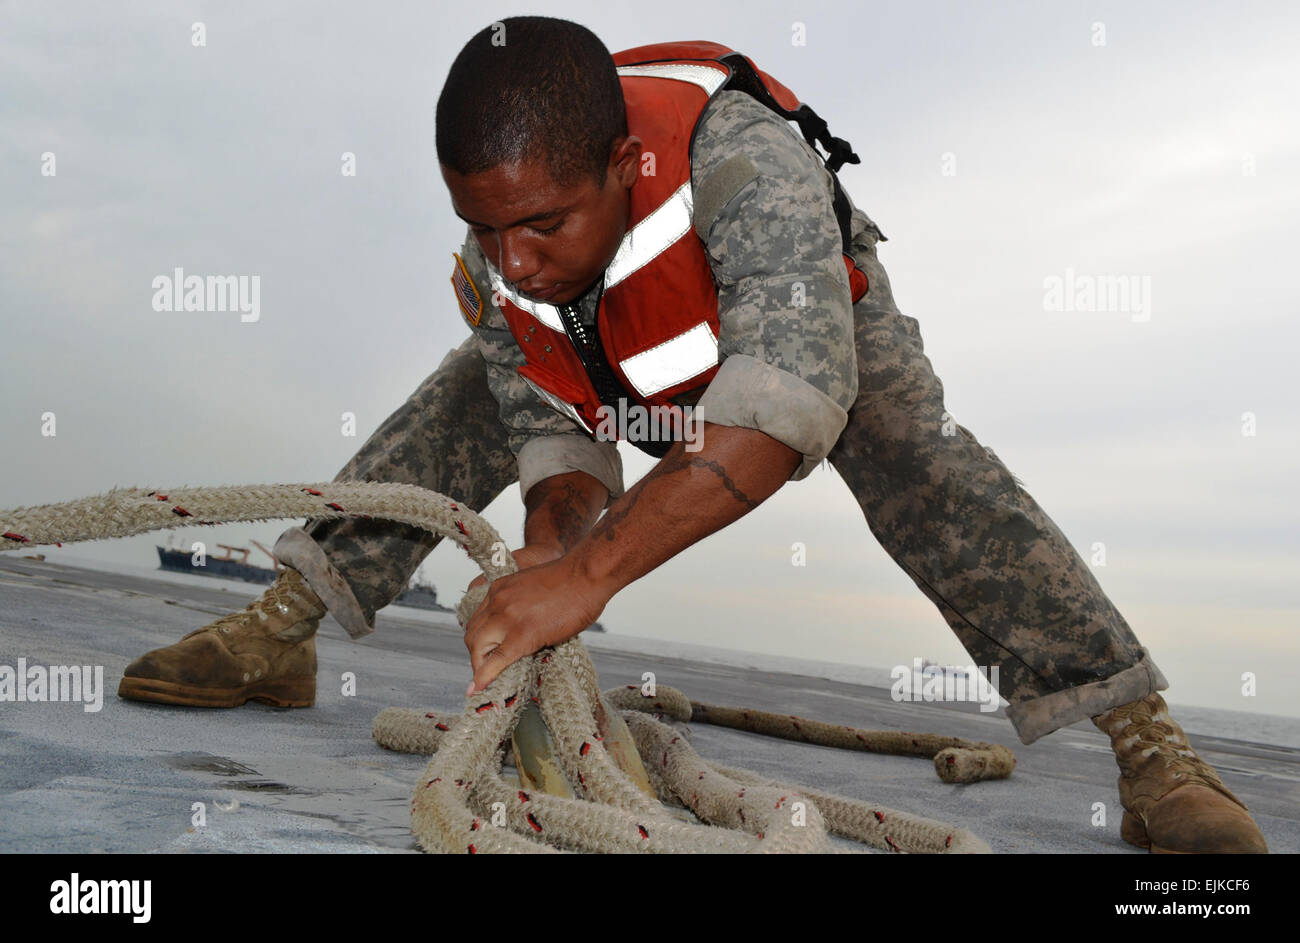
[155,537,449,612]
[155,537,606,630]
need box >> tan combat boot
[118,567,326,708]
[1092,692,1268,853]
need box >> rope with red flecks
[1,481,1012,853]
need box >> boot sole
[117,675,315,708]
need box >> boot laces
[1099,694,1240,808]
[185,570,323,639]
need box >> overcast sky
[2,1,1297,720]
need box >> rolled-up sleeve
[688,91,858,482]
[515,433,625,509]
[457,235,625,506]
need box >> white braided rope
[1,481,1003,854]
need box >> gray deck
[1,555,1295,853]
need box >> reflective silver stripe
[520,373,594,433]
[615,63,728,96]
[603,182,695,291]
[484,261,566,332]
[618,322,718,397]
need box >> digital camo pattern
[825,221,1163,720]
[690,89,859,420]
[277,83,1161,741]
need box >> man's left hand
[462,554,611,696]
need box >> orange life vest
[486,42,868,456]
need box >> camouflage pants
[273,232,1167,746]
[824,223,1166,743]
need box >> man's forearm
[523,470,608,554]
[568,422,801,596]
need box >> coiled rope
[1,481,1015,853]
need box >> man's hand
[463,553,613,695]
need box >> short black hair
[436,16,627,189]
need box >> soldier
[119,16,1267,854]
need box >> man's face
[442,136,642,307]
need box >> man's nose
[497,231,540,285]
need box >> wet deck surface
[1,556,1296,853]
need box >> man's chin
[519,276,601,307]
[563,277,604,305]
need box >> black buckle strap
[716,53,861,250]
[554,294,672,459]
[789,104,860,174]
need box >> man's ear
[609,135,643,189]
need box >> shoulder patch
[692,152,760,241]
[450,252,483,327]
